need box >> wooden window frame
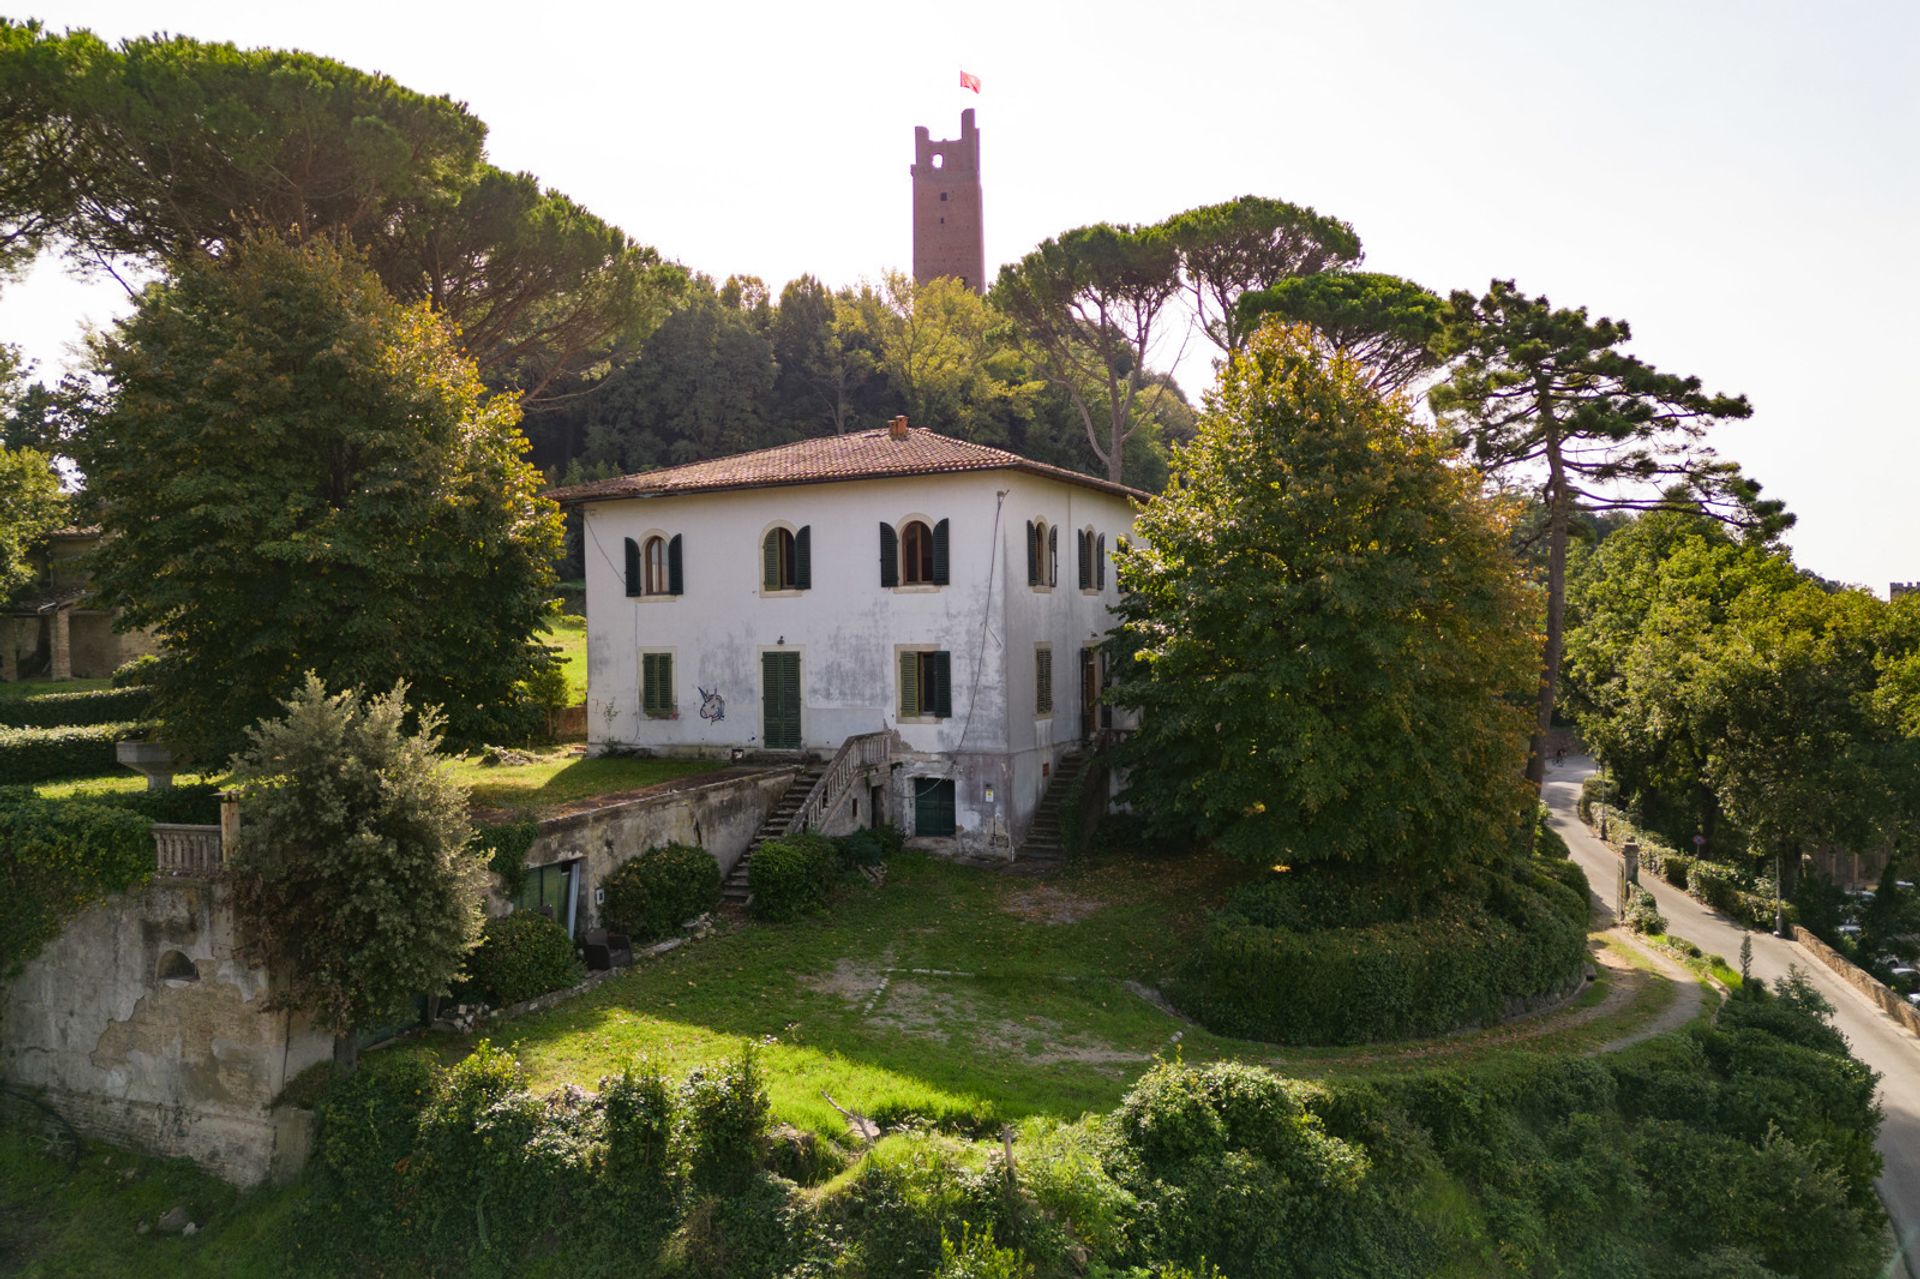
[1035,644,1053,717]
[640,650,676,719]
[760,523,811,594]
[896,645,953,722]
[901,519,935,585]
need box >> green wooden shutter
[1025,520,1037,584]
[1096,534,1106,589]
[1077,530,1091,589]
[624,537,641,596]
[643,653,672,716]
[762,531,780,590]
[1048,525,1058,586]
[667,534,684,595]
[931,650,952,718]
[932,518,950,584]
[898,650,920,718]
[1036,648,1052,714]
[879,522,898,587]
[795,525,812,589]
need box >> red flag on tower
[959,70,981,93]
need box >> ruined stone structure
[912,108,985,292]
[0,874,329,1186]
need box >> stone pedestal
[116,739,177,791]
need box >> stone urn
[116,738,177,791]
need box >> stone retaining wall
[1792,925,1920,1038]
[0,876,330,1186]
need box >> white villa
[551,419,1143,856]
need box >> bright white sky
[4,0,1915,593]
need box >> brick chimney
[888,415,910,441]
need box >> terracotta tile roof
[546,427,1149,505]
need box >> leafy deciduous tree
[1109,324,1537,877]
[226,675,488,1072]
[72,234,563,760]
[0,441,64,597]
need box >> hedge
[80,781,223,825]
[455,912,583,1007]
[749,832,837,922]
[1,786,154,976]
[1166,862,1588,1045]
[0,685,152,729]
[601,842,721,941]
[0,720,152,783]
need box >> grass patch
[0,678,110,702]
[1647,931,1744,992]
[0,1126,303,1278]
[449,748,725,815]
[539,613,587,704]
[425,848,1705,1145]
[34,771,222,801]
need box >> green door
[762,651,801,750]
[914,778,957,837]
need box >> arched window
[643,536,668,595]
[902,520,934,584]
[762,525,811,591]
[1029,519,1055,587]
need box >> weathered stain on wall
[0,876,330,1186]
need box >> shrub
[602,842,721,941]
[749,831,837,921]
[1576,773,1616,824]
[0,685,153,728]
[1167,864,1586,1045]
[937,1224,1035,1279]
[81,781,223,825]
[0,720,151,783]
[1625,886,1665,935]
[412,1042,592,1260]
[1688,860,1743,914]
[110,653,161,687]
[457,911,583,1008]
[814,1132,1011,1278]
[600,1059,676,1232]
[0,787,153,976]
[1661,852,1695,888]
[834,823,905,869]
[678,1047,770,1196]
[310,1047,438,1250]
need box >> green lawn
[0,677,110,701]
[540,613,587,704]
[450,749,725,815]
[426,848,1705,1141]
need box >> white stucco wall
[578,468,1136,845]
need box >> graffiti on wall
[697,686,726,723]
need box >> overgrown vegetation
[0,785,152,977]
[749,831,840,922]
[0,683,151,728]
[0,719,151,783]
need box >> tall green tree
[0,22,675,401]
[1432,279,1787,784]
[1236,271,1445,395]
[992,222,1183,485]
[1109,324,1537,876]
[0,442,64,598]
[226,675,488,1073]
[1163,195,1362,354]
[71,234,562,760]
[871,271,1040,443]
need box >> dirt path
[1589,931,1710,1054]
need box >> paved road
[1544,758,1920,1279]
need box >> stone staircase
[1014,751,1087,873]
[721,763,826,905]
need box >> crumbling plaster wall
[0,876,329,1186]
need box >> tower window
[940,191,949,202]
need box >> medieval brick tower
[911,109,985,292]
